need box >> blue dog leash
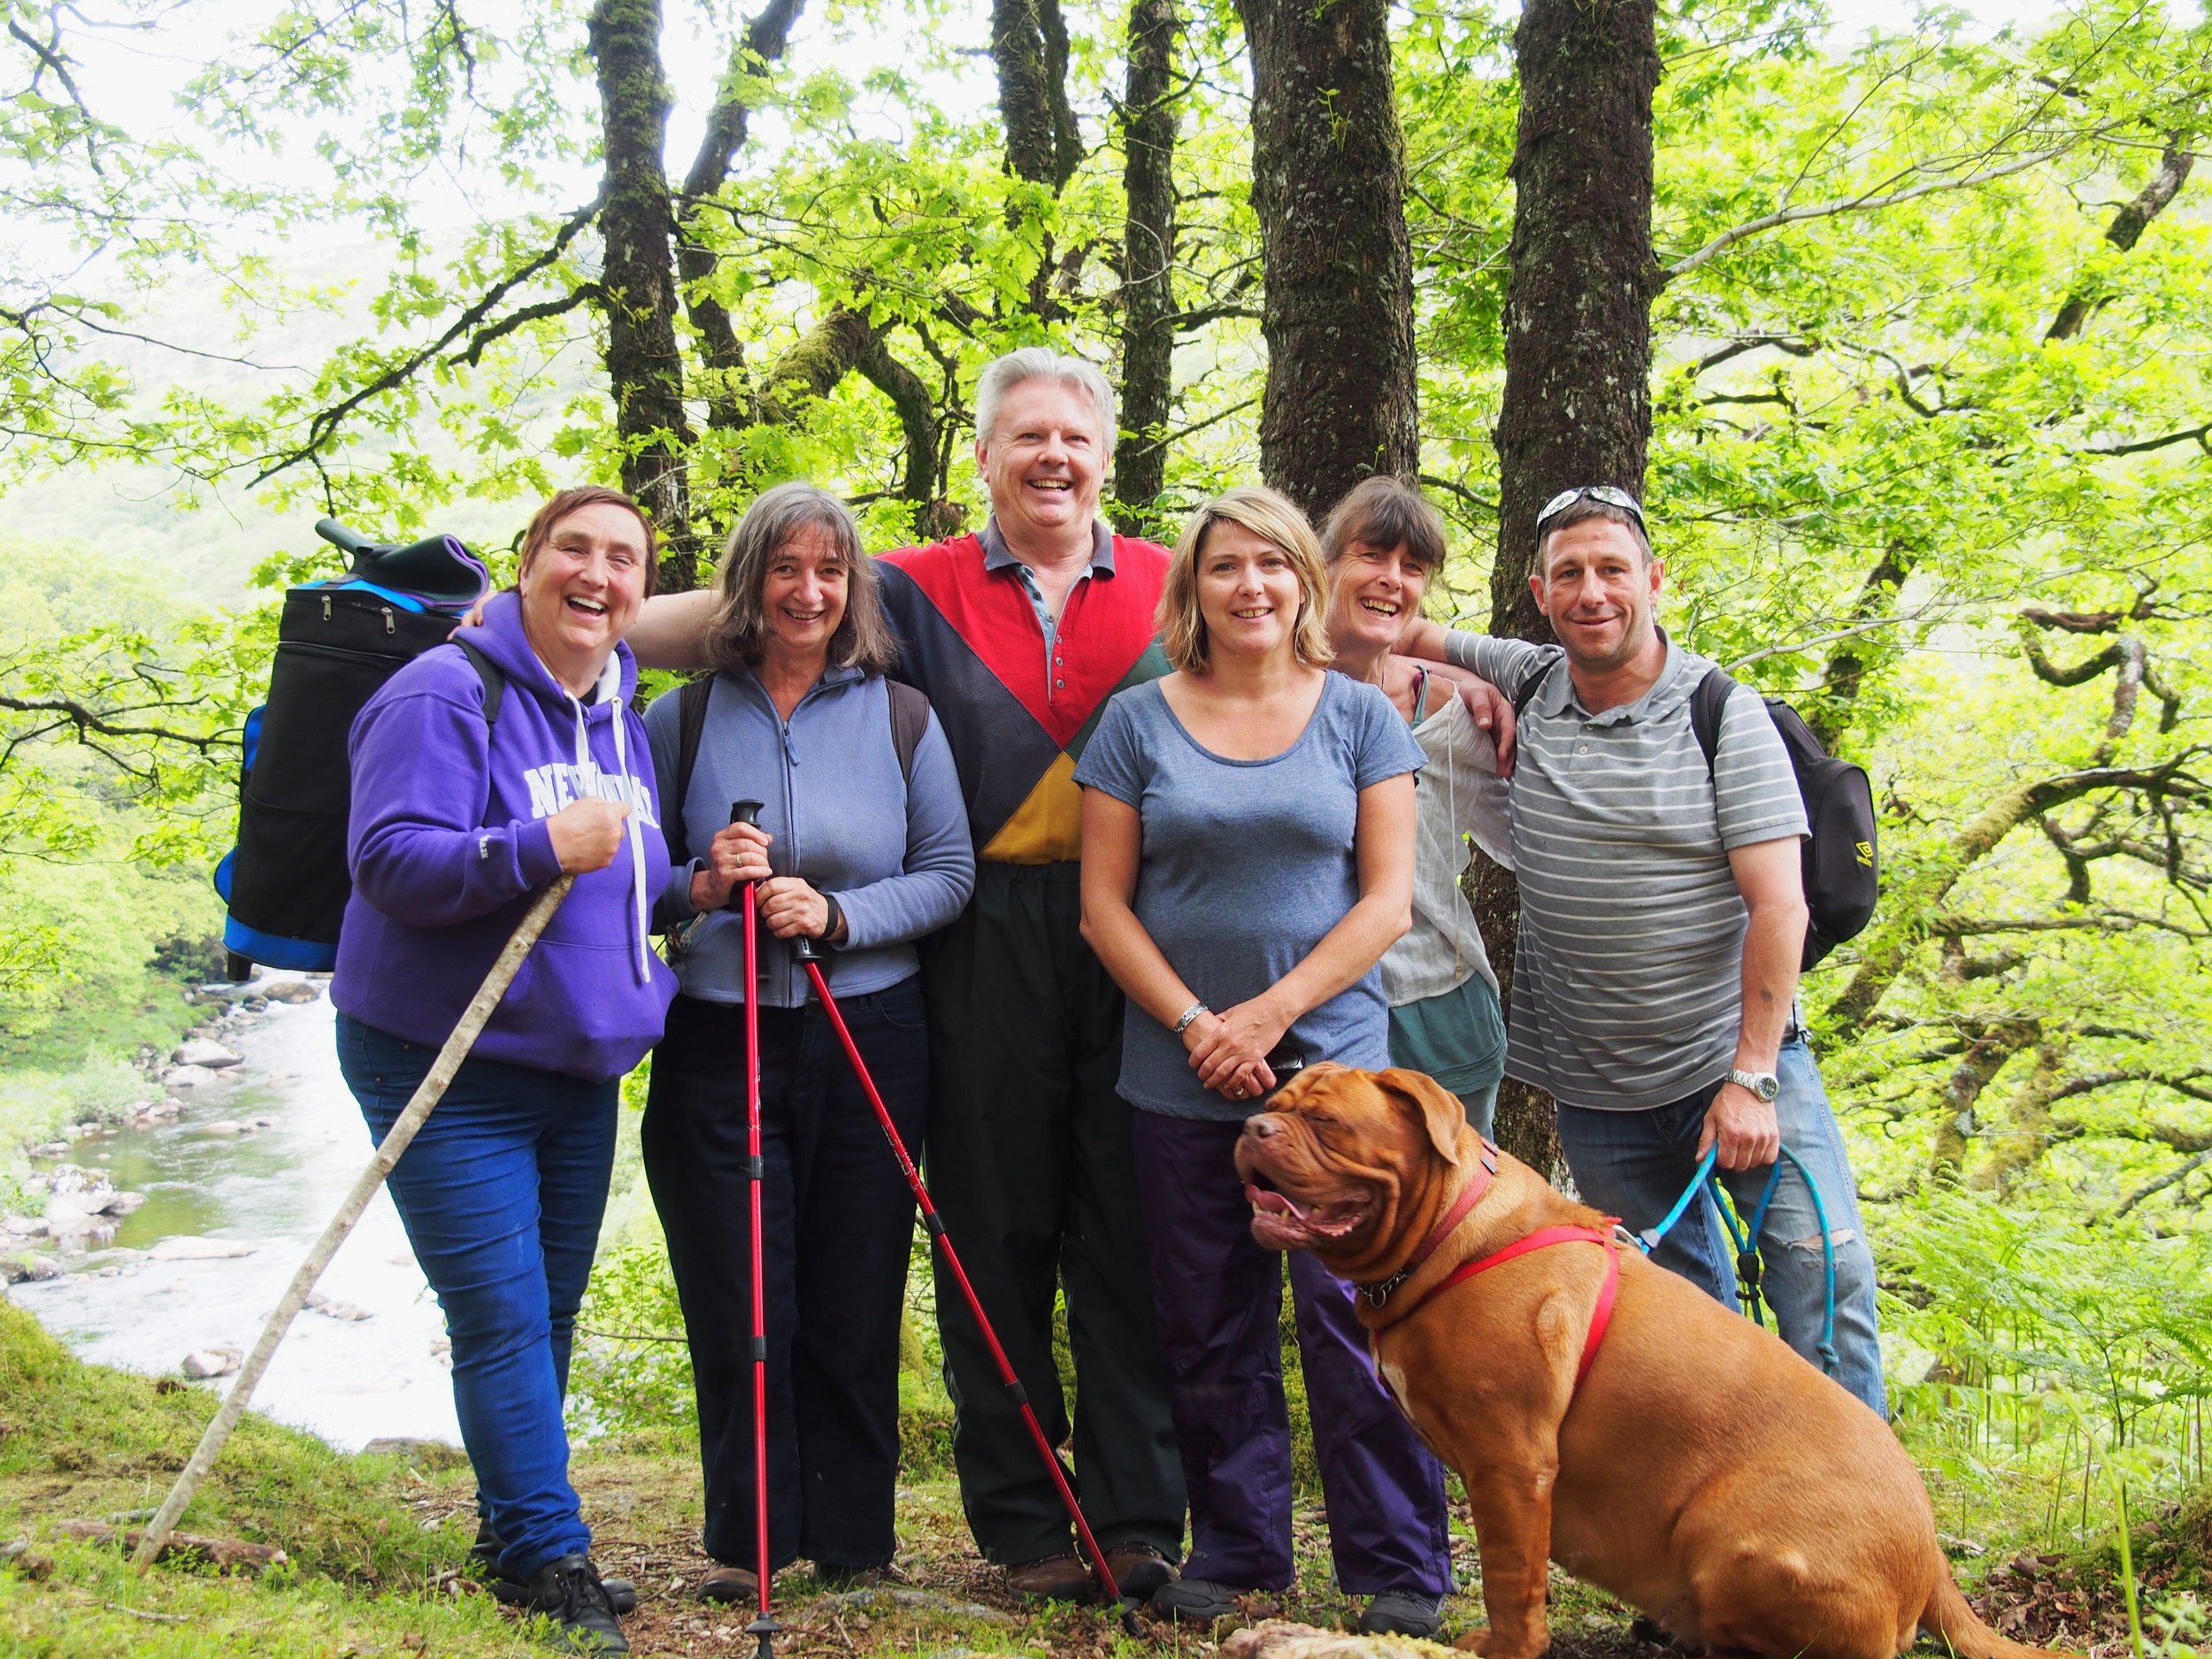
[1636,1144,1840,1378]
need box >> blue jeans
[1554,1039,1887,1417]
[335,1013,618,1578]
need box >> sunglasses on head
[1535,485,1647,534]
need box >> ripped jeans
[1555,1038,1887,1417]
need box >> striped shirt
[1443,631,1807,1111]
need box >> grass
[3,1292,2180,1659]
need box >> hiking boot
[1004,1551,1091,1601]
[475,1518,636,1614]
[1102,1540,1177,1600]
[1150,1577,1241,1623]
[697,1563,760,1604]
[520,1553,629,1655]
[1357,1588,1446,1639]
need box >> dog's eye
[1305,1111,1333,1129]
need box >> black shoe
[520,1554,629,1654]
[1358,1588,1446,1639]
[475,1518,636,1615]
[1150,1577,1241,1622]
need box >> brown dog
[1233,1064,2070,1659]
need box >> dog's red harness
[1358,1141,1620,1395]
[1393,1223,1621,1393]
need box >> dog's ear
[1372,1069,1467,1167]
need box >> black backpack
[663,672,932,865]
[214,522,495,980]
[1512,656,1878,969]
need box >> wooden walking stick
[133,873,577,1571]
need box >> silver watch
[1727,1067,1780,1102]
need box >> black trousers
[644,982,927,1571]
[921,861,1187,1563]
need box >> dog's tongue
[1244,1183,1307,1220]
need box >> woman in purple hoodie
[333,485,678,1656]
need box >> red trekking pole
[730,801,781,1659]
[787,932,1140,1632]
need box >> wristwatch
[1727,1067,1780,1102]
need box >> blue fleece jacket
[331,591,677,1081]
[647,664,974,1010]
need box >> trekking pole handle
[726,801,766,918]
[791,933,825,964]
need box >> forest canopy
[1,0,2208,1235]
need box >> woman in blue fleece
[644,482,973,1601]
[333,484,675,1655]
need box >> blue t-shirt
[1073,672,1426,1121]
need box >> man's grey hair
[973,348,1118,461]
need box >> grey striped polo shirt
[1443,632,1807,1111]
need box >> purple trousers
[1133,1110,1455,1595]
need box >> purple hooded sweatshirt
[331,590,676,1081]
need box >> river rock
[263,979,320,1004]
[149,1235,258,1262]
[248,1116,277,1131]
[180,1347,242,1379]
[98,1191,146,1217]
[199,1119,244,1136]
[28,1142,68,1159]
[145,1100,182,1118]
[68,1121,101,1139]
[1,1216,46,1239]
[42,1194,111,1236]
[173,1039,242,1069]
[312,1299,373,1323]
[162,1065,227,1089]
[0,1255,60,1284]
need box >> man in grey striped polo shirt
[1402,488,1885,1415]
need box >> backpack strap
[1689,665,1734,773]
[454,638,506,727]
[675,675,714,826]
[887,679,931,785]
[1509,653,1556,715]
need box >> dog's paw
[1451,1630,1490,1653]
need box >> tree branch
[1665,136,2098,282]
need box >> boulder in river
[198,1119,245,1136]
[262,979,321,1004]
[180,1347,242,1379]
[162,1064,227,1090]
[27,1142,69,1160]
[98,1191,146,1217]
[313,1299,373,1323]
[173,1039,242,1069]
[0,1254,60,1285]
[1,1215,47,1238]
[149,1235,259,1262]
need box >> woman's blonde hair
[703,482,898,675]
[1157,486,1335,673]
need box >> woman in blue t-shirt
[1075,485,1455,1636]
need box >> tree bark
[1113,0,1180,533]
[1476,0,1660,1179]
[992,0,1080,190]
[1233,0,1417,523]
[588,0,698,589]
[676,0,807,442]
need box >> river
[8,991,461,1450]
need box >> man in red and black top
[628,349,1185,1601]
[873,351,1183,1600]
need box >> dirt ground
[411,1451,2152,1659]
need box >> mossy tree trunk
[588,0,698,590]
[1233,0,1417,524]
[1113,0,1180,533]
[1479,0,1662,1179]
